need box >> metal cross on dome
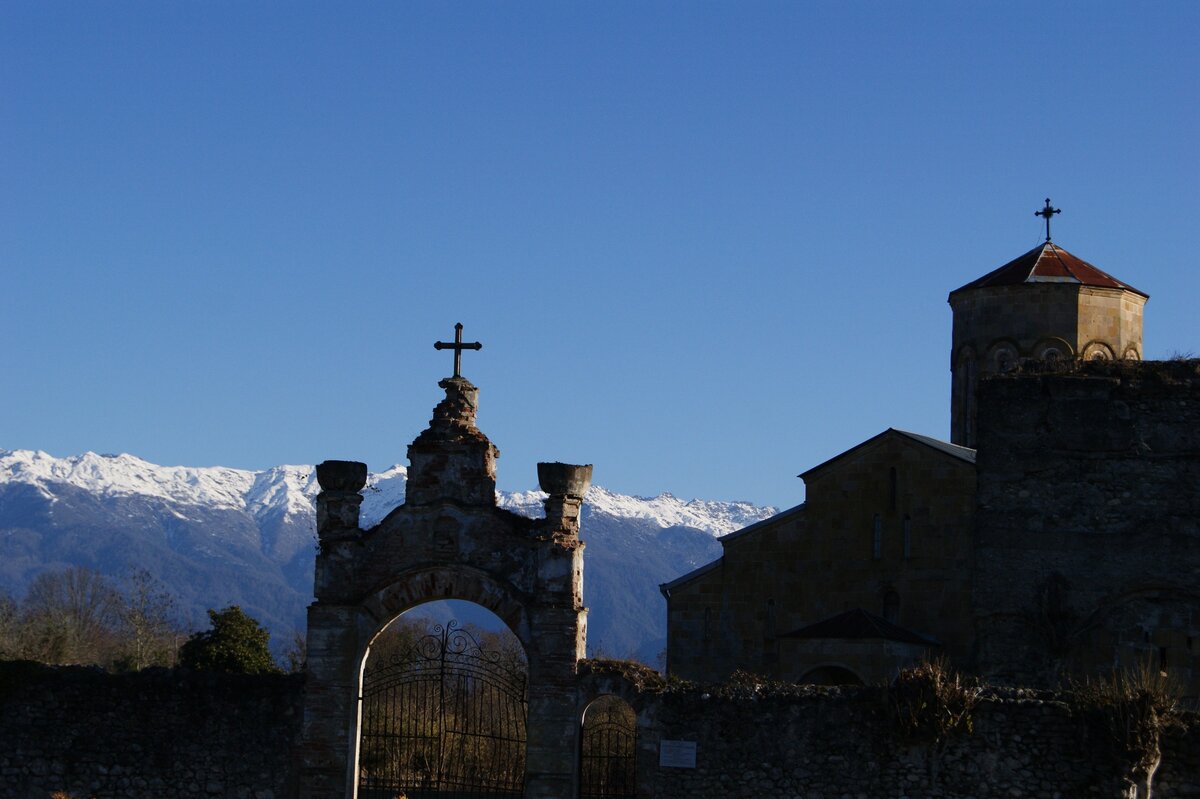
[1035,198,1061,242]
[434,322,482,378]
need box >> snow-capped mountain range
[0,449,777,662]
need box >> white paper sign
[659,739,697,768]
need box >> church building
[661,203,1199,699]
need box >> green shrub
[178,606,280,674]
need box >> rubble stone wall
[0,662,301,799]
[3,661,1199,799]
[637,683,1200,799]
[973,359,1200,693]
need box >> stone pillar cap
[537,462,593,498]
[316,460,368,492]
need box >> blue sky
[3,2,1197,509]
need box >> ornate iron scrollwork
[358,619,528,799]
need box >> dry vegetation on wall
[888,658,982,746]
[1069,661,1189,799]
[578,656,667,693]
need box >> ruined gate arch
[360,565,537,661]
[299,370,592,799]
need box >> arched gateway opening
[300,358,592,799]
[578,695,637,799]
[359,604,529,799]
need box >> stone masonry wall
[0,661,302,799]
[582,661,1200,799]
[637,682,1200,799]
[973,359,1200,693]
[3,660,1198,799]
[665,432,976,686]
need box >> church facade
[662,220,1199,700]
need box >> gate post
[524,463,592,799]
[524,606,588,798]
[300,603,364,799]
[301,461,370,799]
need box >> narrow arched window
[964,356,976,447]
[883,590,900,624]
[903,515,911,559]
[889,467,898,512]
[872,514,882,560]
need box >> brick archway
[299,376,592,799]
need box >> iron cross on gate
[1035,198,1061,242]
[434,322,482,378]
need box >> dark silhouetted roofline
[782,607,940,646]
[718,502,805,543]
[659,557,723,598]
[799,428,975,480]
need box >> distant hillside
[0,449,777,663]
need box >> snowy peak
[0,449,255,509]
[245,466,322,524]
[581,486,775,537]
[0,448,778,662]
[496,486,774,538]
[361,465,409,527]
[0,449,776,538]
[0,449,323,529]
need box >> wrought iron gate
[358,620,528,799]
[579,696,637,799]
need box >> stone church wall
[665,432,976,685]
[973,359,1200,694]
[663,507,806,682]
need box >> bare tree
[0,590,18,659]
[21,566,121,665]
[281,629,307,674]
[117,569,183,670]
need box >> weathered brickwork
[664,431,976,684]
[0,662,301,799]
[974,359,1200,697]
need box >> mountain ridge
[0,448,777,662]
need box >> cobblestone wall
[0,661,302,799]
[3,661,1197,799]
[636,681,1200,799]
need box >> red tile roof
[950,242,1147,298]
